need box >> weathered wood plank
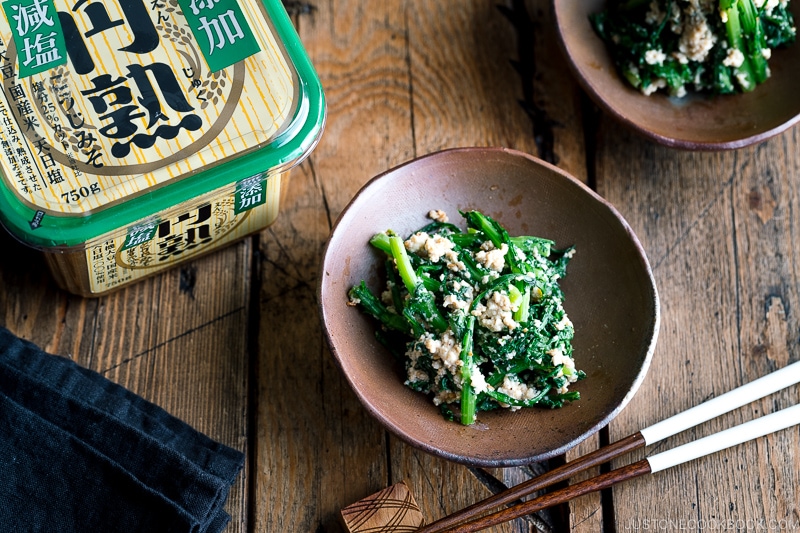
[565,434,605,532]
[254,1,410,531]
[595,119,800,528]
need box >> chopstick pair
[416,360,800,533]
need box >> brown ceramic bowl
[554,0,800,150]
[319,147,659,466]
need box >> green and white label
[176,0,260,73]
[121,219,159,251]
[2,0,67,78]
[234,175,266,214]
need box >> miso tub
[0,0,325,297]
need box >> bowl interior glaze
[554,0,800,150]
[319,147,659,466]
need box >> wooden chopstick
[416,360,800,533]
[414,432,647,533]
[440,401,800,532]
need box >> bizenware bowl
[319,147,659,466]
[554,0,800,150]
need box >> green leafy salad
[348,209,584,426]
[591,0,796,96]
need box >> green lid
[0,0,325,249]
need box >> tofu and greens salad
[591,0,796,97]
[348,210,584,426]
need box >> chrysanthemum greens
[348,210,584,425]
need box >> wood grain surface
[1,0,798,532]
[597,127,800,530]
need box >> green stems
[369,232,392,254]
[389,235,419,292]
[459,316,477,425]
[388,234,448,333]
[462,210,525,274]
[351,210,580,425]
[513,285,531,323]
[720,0,769,90]
[349,281,409,334]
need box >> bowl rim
[551,0,800,151]
[318,146,660,466]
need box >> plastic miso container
[0,0,325,297]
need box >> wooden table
[2,1,799,531]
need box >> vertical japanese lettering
[234,174,265,214]
[177,0,260,72]
[121,218,159,251]
[156,203,213,260]
[59,0,205,160]
[2,0,67,77]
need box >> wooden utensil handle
[416,432,646,533]
[443,459,652,533]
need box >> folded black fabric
[0,326,245,533]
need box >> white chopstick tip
[640,360,800,446]
[646,402,800,473]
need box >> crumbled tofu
[452,279,472,292]
[480,272,500,284]
[549,347,579,393]
[449,279,474,304]
[406,367,428,384]
[669,2,683,33]
[423,330,462,372]
[723,48,745,68]
[405,345,426,378]
[642,78,667,95]
[433,390,460,406]
[469,364,489,396]
[554,315,573,331]
[425,234,455,263]
[645,49,668,65]
[444,252,466,272]
[678,13,716,62]
[405,231,465,272]
[380,280,395,305]
[428,209,449,223]
[471,291,520,332]
[672,51,689,64]
[549,346,567,366]
[497,375,539,410]
[736,71,752,90]
[443,294,469,310]
[404,231,429,254]
[474,242,508,272]
[693,66,706,87]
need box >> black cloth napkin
[0,326,245,533]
